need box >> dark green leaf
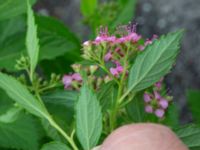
[0,112,42,150]
[36,15,81,61]
[187,90,200,124]
[175,124,200,150]
[76,84,102,150]
[127,30,183,94]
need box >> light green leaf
[26,0,40,79]
[187,90,200,124]
[0,113,42,150]
[0,72,49,119]
[76,84,102,150]
[175,124,200,150]
[127,30,183,94]
[80,0,97,17]
[112,0,137,28]
[41,141,71,150]
[0,0,36,21]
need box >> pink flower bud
[129,33,141,42]
[159,99,169,109]
[110,68,119,77]
[104,52,112,61]
[145,105,153,113]
[138,45,145,51]
[116,65,124,73]
[155,109,165,118]
[72,73,82,81]
[154,91,161,100]
[144,93,152,103]
[62,75,72,89]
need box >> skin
[93,123,188,150]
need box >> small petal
[104,52,112,61]
[62,75,72,88]
[138,45,145,51]
[143,93,152,103]
[116,65,124,73]
[159,99,169,109]
[145,105,153,113]
[155,109,165,118]
[83,41,90,46]
[72,73,82,81]
[110,68,119,76]
[154,91,161,100]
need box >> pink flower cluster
[143,79,170,118]
[62,73,82,89]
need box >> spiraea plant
[3,1,200,150]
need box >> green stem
[48,118,78,150]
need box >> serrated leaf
[76,84,102,150]
[0,0,36,21]
[80,0,97,17]
[0,113,42,150]
[41,141,71,150]
[26,0,40,79]
[0,72,49,119]
[175,124,200,150]
[127,30,183,94]
[187,90,200,124]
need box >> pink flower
[159,99,169,109]
[110,68,119,77]
[128,33,141,42]
[62,75,72,89]
[138,45,145,51]
[72,73,82,81]
[116,65,124,73]
[106,36,116,42]
[155,109,165,118]
[104,51,112,61]
[154,91,161,100]
[145,105,153,113]
[143,93,152,102]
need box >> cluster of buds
[62,64,113,90]
[143,79,172,118]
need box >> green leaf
[0,16,26,70]
[161,103,179,128]
[127,30,183,94]
[41,141,71,150]
[175,124,200,150]
[36,15,81,61]
[0,112,42,150]
[80,0,97,17]
[0,0,36,21]
[26,0,40,79]
[0,107,22,123]
[112,0,137,28]
[0,72,49,119]
[97,82,116,113]
[126,94,145,122]
[0,89,13,115]
[187,90,200,124]
[76,84,102,150]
